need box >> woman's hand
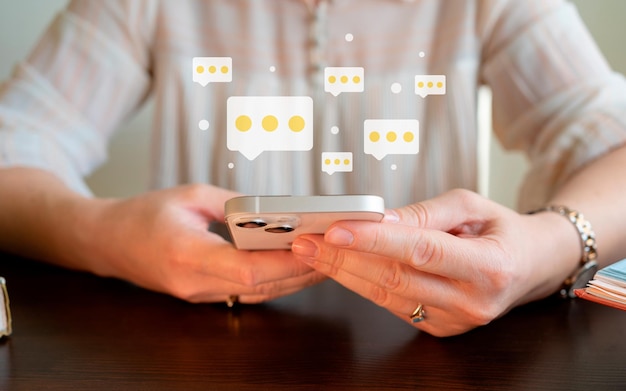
[79,184,326,303]
[292,189,580,336]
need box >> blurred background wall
[1,0,625,208]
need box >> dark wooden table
[1,253,625,390]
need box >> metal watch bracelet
[528,205,598,298]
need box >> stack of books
[575,258,626,311]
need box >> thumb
[389,189,496,232]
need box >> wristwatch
[528,205,598,298]
[561,258,598,298]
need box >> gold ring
[226,295,239,308]
[409,303,425,323]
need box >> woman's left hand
[292,189,579,337]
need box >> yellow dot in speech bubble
[386,131,397,142]
[325,158,331,165]
[334,158,340,165]
[209,65,217,74]
[196,66,204,74]
[289,115,305,132]
[417,81,424,88]
[437,81,443,88]
[341,76,348,84]
[262,115,278,132]
[221,66,229,74]
[353,76,361,84]
[369,131,380,142]
[328,75,336,84]
[344,159,350,165]
[235,115,252,132]
[403,131,414,142]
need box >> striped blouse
[1,0,626,209]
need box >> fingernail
[292,238,319,259]
[325,227,354,247]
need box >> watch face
[569,261,599,297]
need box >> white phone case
[224,195,385,250]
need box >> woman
[1,0,625,336]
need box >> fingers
[297,189,508,281]
[173,184,243,222]
[205,243,321,286]
[292,235,486,337]
[388,189,499,232]
[314,221,497,282]
[175,267,326,304]
[293,235,453,309]
[292,234,503,336]
[163,231,325,300]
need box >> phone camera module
[236,220,267,228]
[264,225,295,234]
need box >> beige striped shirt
[1,0,626,209]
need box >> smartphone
[224,195,385,250]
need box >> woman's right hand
[77,184,326,303]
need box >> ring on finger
[226,295,239,308]
[409,303,426,323]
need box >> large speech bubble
[193,57,232,86]
[364,119,419,160]
[324,67,364,96]
[227,96,313,160]
[321,152,353,175]
[414,75,446,98]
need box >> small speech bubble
[227,96,313,160]
[324,67,364,96]
[322,152,353,175]
[193,57,232,86]
[364,119,419,160]
[414,75,445,98]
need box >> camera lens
[236,220,267,228]
[264,225,294,233]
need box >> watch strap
[528,205,598,298]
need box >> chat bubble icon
[322,152,353,175]
[324,67,364,96]
[364,119,419,160]
[227,96,313,160]
[193,57,232,86]
[414,75,446,98]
